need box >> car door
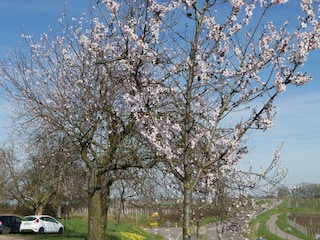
[9,217,22,233]
[40,216,52,233]
[46,216,58,233]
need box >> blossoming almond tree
[93,0,320,239]
[0,7,157,240]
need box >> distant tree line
[277,183,320,197]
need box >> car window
[22,216,36,221]
[46,217,57,223]
[12,217,21,222]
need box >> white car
[20,215,64,234]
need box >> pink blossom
[230,0,245,9]
[274,72,286,92]
[271,0,288,4]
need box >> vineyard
[286,197,320,238]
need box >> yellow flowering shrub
[120,232,146,240]
[132,226,148,236]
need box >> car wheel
[2,226,11,234]
[58,227,64,234]
[38,227,44,234]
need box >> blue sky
[0,0,93,52]
[0,1,95,135]
[0,1,319,188]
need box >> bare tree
[0,148,12,203]
[30,134,88,218]
[0,135,86,216]
[0,146,53,214]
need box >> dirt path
[0,236,32,240]
[267,214,302,240]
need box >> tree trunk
[57,204,62,219]
[87,169,102,240]
[182,182,193,240]
[100,178,111,240]
[35,205,43,215]
[101,207,108,240]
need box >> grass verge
[245,208,281,240]
[246,198,313,240]
[17,217,162,240]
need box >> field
[286,197,320,238]
[4,197,320,240]
[247,197,320,240]
[289,214,320,226]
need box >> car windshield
[22,216,37,221]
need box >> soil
[0,236,32,240]
[288,214,320,227]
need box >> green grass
[276,213,314,240]
[245,208,281,240]
[274,197,319,240]
[18,217,162,240]
[246,197,319,240]
[15,197,320,240]
[202,216,220,224]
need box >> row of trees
[0,136,87,215]
[277,183,320,197]
[1,0,320,239]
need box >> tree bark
[100,177,111,240]
[35,205,43,215]
[87,169,102,240]
[182,182,193,240]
